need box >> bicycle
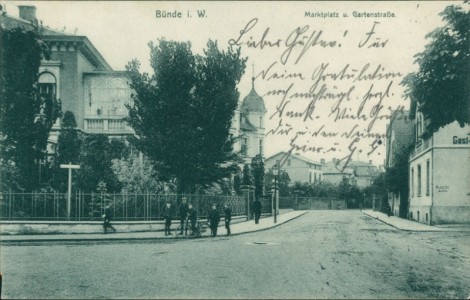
[175,218,210,238]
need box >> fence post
[8,190,12,221]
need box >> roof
[346,161,379,177]
[322,161,354,175]
[0,12,64,35]
[1,11,112,71]
[265,151,322,167]
[241,78,267,114]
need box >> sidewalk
[362,210,470,232]
[0,210,307,243]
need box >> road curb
[0,212,308,243]
[361,211,446,232]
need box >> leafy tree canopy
[126,39,246,193]
[402,3,470,138]
[0,27,60,191]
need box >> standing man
[162,202,173,236]
[178,197,189,235]
[208,204,220,237]
[103,204,116,234]
[253,198,262,224]
[224,203,232,236]
[187,203,197,236]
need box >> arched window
[38,72,56,98]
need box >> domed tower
[239,76,267,162]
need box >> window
[417,211,420,221]
[426,213,429,222]
[309,172,312,183]
[319,174,321,182]
[259,139,263,155]
[259,116,263,128]
[417,164,422,197]
[38,72,56,98]
[314,173,317,184]
[287,159,291,167]
[241,115,246,124]
[416,113,423,142]
[410,212,413,220]
[426,160,430,196]
[411,167,414,197]
[241,138,248,156]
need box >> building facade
[265,152,323,184]
[321,159,355,186]
[409,107,470,224]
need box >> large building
[2,5,265,164]
[408,103,470,225]
[1,5,134,150]
[231,77,267,163]
[321,158,355,186]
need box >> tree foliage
[77,134,121,193]
[241,163,253,186]
[251,154,264,199]
[266,169,291,197]
[112,153,163,194]
[384,147,411,218]
[0,27,60,191]
[402,3,470,137]
[126,39,246,193]
[53,111,81,191]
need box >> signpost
[60,163,80,220]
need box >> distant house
[385,111,414,216]
[348,160,380,188]
[321,158,355,186]
[265,152,323,184]
[408,102,470,225]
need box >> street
[2,210,470,299]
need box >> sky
[3,1,460,167]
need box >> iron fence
[0,192,247,221]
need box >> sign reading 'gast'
[452,136,469,144]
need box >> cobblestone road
[2,210,470,299]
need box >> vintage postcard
[1,1,469,299]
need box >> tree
[53,111,81,191]
[241,163,253,186]
[77,134,121,193]
[233,174,242,195]
[385,147,411,218]
[126,39,246,193]
[0,27,60,191]
[266,169,291,197]
[402,3,470,138]
[251,154,264,199]
[111,153,164,194]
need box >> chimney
[320,158,325,164]
[18,6,37,23]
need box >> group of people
[103,197,263,236]
[163,197,232,237]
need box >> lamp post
[273,166,279,223]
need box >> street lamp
[272,166,279,223]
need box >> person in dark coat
[178,197,189,234]
[207,204,220,237]
[103,204,116,234]
[162,202,173,236]
[224,203,232,236]
[187,204,197,236]
[253,198,262,224]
